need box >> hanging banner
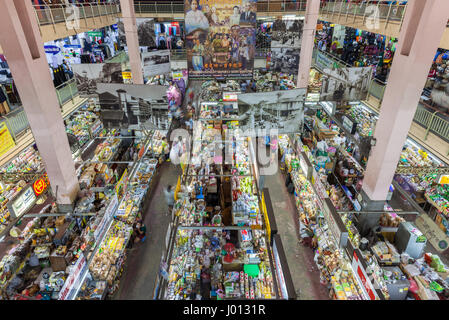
[320,67,372,103]
[142,50,171,77]
[0,122,15,157]
[237,88,306,135]
[72,63,124,96]
[269,18,302,74]
[185,0,257,79]
[96,83,170,130]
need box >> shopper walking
[164,185,175,215]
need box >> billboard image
[320,67,372,102]
[185,0,257,79]
[237,88,306,135]
[142,50,171,77]
[271,18,303,49]
[95,83,170,130]
[72,63,123,96]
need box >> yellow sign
[174,176,181,201]
[261,192,271,244]
[0,122,15,157]
[439,175,449,185]
[418,149,428,160]
[122,72,132,80]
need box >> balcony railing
[33,2,121,27]
[311,47,449,145]
[0,77,80,141]
[319,0,407,28]
[133,0,307,15]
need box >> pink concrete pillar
[0,1,79,205]
[297,0,320,89]
[120,0,144,84]
[362,0,449,201]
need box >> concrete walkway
[264,169,330,300]
[113,161,181,300]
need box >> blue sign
[63,44,82,49]
[44,45,61,55]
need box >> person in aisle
[162,137,170,161]
[164,185,175,215]
[134,219,147,243]
[169,136,183,164]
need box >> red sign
[33,175,49,196]
[353,251,377,300]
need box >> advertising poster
[320,67,372,103]
[0,122,15,157]
[72,63,123,96]
[142,50,171,77]
[95,83,170,130]
[184,0,257,79]
[237,88,306,135]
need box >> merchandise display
[65,109,103,148]
[278,135,365,300]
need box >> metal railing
[0,77,80,141]
[33,2,121,27]
[133,0,307,15]
[55,78,78,106]
[367,78,386,101]
[0,110,29,141]
[413,106,449,142]
[319,0,407,29]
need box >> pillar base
[359,189,385,211]
[57,203,75,213]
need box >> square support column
[0,1,79,205]
[120,0,144,84]
[297,0,320,89]
[362,0,449,202]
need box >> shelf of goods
[0,208,100,300]
[0,146,45,234]
[308,69,322,94]
[78,153,158,299]
[312,115,339,140]
[65,110,103,148]
[279,136,366,299]
[343,104,377,138]
[231,176,261,228]
[148,130,168,159]
[77,134,121,187]
[164,227,275,300]
[396,141,449,229]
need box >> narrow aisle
[264,169,329,300]
[113,162,181,300]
